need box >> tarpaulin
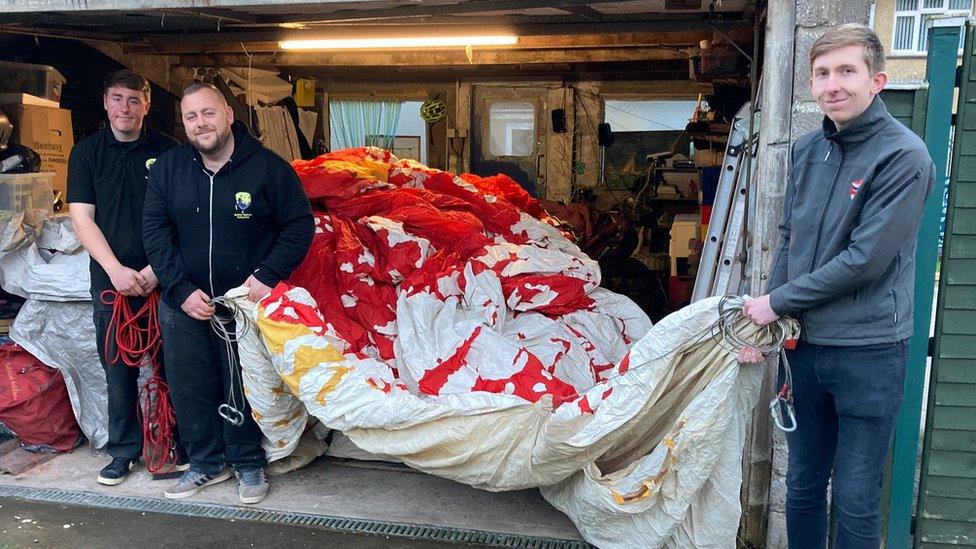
[0,214,109,448]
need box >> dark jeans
[783,340,909,549]
[158,300,266,475]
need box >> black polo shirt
[67,127,178,295]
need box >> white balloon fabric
[234,285,797,548]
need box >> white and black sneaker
[97,457,137,486]
[163,467,233,499]
[236,468,269,505]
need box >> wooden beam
[135,30,730,55]
[250,0,625,25]
[179,46,697,68]
[558,5,605,22]
[741,0,795,547]
[125,18,751,46]
[161,8,259,24]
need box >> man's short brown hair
[181,82,228,107]
[103,69,151,102]
[809,24,885,75]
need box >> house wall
[872,0,971,84]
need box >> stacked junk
[0,142,798,547]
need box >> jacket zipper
[891,289,898,324]
[810,141,845,270]
[203,168,216,297]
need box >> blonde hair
[809,24,885,75]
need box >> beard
[190,125,233,156]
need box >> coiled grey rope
[209,296,252,427]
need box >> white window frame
[892,0,972,56]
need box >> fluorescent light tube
[279,35,518,50]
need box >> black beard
[193,126,232,156]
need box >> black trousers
[93,295,184,462]
[158,300,266,475]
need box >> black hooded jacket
[143,121,314,309]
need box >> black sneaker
[97,457,137,486]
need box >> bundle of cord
[100,290,180,474]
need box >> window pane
[948,0,972,9]
[896,0,919,10]
[603,100,698,132]
[894,16,917,50]
[489,102,535,157]
[919,17,934,51]
[923,0,944,8]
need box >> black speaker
[598,122,615,147]
[551,108,567,133]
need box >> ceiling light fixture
[279,35,518,50]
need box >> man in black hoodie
[143,83,313,504]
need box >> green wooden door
[914,21,976,549]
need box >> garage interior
[0,0,760,322]
[0,1,766,545]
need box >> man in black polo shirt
[68,69,182,486]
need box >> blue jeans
[783,340,908,549]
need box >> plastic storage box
[0,172,54,214]
[0,61,66,103]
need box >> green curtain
[329,100,403,151]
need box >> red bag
[0,343,82,452]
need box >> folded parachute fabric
[231,147,800,546]
[242,286,797,547]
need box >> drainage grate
[0,485,592,548]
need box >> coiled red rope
[100,290,180,474]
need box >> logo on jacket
[849,179,864,200]
[235,192,252,220]
[145,158,157,171]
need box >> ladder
[692,103,759,302]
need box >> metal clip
[769,396,797,433]
[218,404,245,427]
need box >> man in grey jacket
[744,24,934,548]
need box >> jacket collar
[106,125,149,148]
[822,95,891,145]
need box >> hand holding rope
[716,296,798,433]
[99,289,180,473]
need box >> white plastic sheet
[0,214,108,448]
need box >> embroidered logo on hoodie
[235,192,252,220]
[849,179,864,200]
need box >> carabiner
[218,404,245,427]
[769,396,797,433]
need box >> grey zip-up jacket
[767,96,934,345]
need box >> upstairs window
[893,0,970,55]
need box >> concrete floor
[0,447,584,545]
[0,497,467,548]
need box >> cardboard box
[669,219,700,276]
[1,103,73,196]
[0,93,58,108]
